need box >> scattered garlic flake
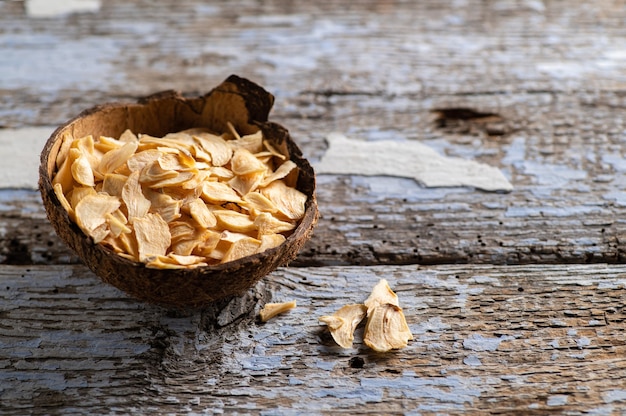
[319,279,413,352]
[319,304,367,348]
[364,278,399,309]
[363,279,413,352]
[259,300,297,322]
[364,303,413,352]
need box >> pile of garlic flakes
[319,279,413,352]
[51,124,306,269]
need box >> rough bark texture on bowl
[39,75,318,309]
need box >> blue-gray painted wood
[1,264,625,414]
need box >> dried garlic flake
[363,279,413,352]
[320,279,413,352]
[363,303,413,352]
[319,304,367,348]
[259,300,297,322]
[364,278,399,309]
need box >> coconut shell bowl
[39,75,318,309]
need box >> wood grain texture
[2,263,626,414]
[3,1,626,414]
[2,1,626,266]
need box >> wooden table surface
[2,1,626,414]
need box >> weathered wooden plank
[2,93,625,268]
[1,157,623,266]
[2,0,626,129]
[2,263,626,414]
[3,2,626,415]
[3,1,626,266]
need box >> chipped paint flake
[463,355,482,367]
[361,374,483,404]
[25,0,101,18]
[0,127,55,189]
[316,133,513,192]
[413,316,451,334]
[547,395,569,406]
[603,390,626,403]
[576,337,591,349]
[463,334,513,352]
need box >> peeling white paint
[505,205,606,218]
[603,390,626,403]
[0,34,123,91]
[569,351,588,359]
[315,133,513,192]
[601,153,626,173]
[537,62,588,79]
[240,355,284,371]
[347,176,463,204]
[524,0,547,13]
[25,0,101,18]
[418,273,472,311]
[361,374,483,405]
[576,337,591,349]
[602,191,626,207]
[314,360,336,371]
[522,161,587,187]
[501,135,526,168]
[598,279,626,290]
[0,190,44,217]
[314,387,382,402]
[469,275,500,285]
[413,317,451,334]
[463,355,482,366]
[237,14,309,27]
[0,127,55,189]
[547,395,569,406]
[288,376,305,386]
[463,334,512,352]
